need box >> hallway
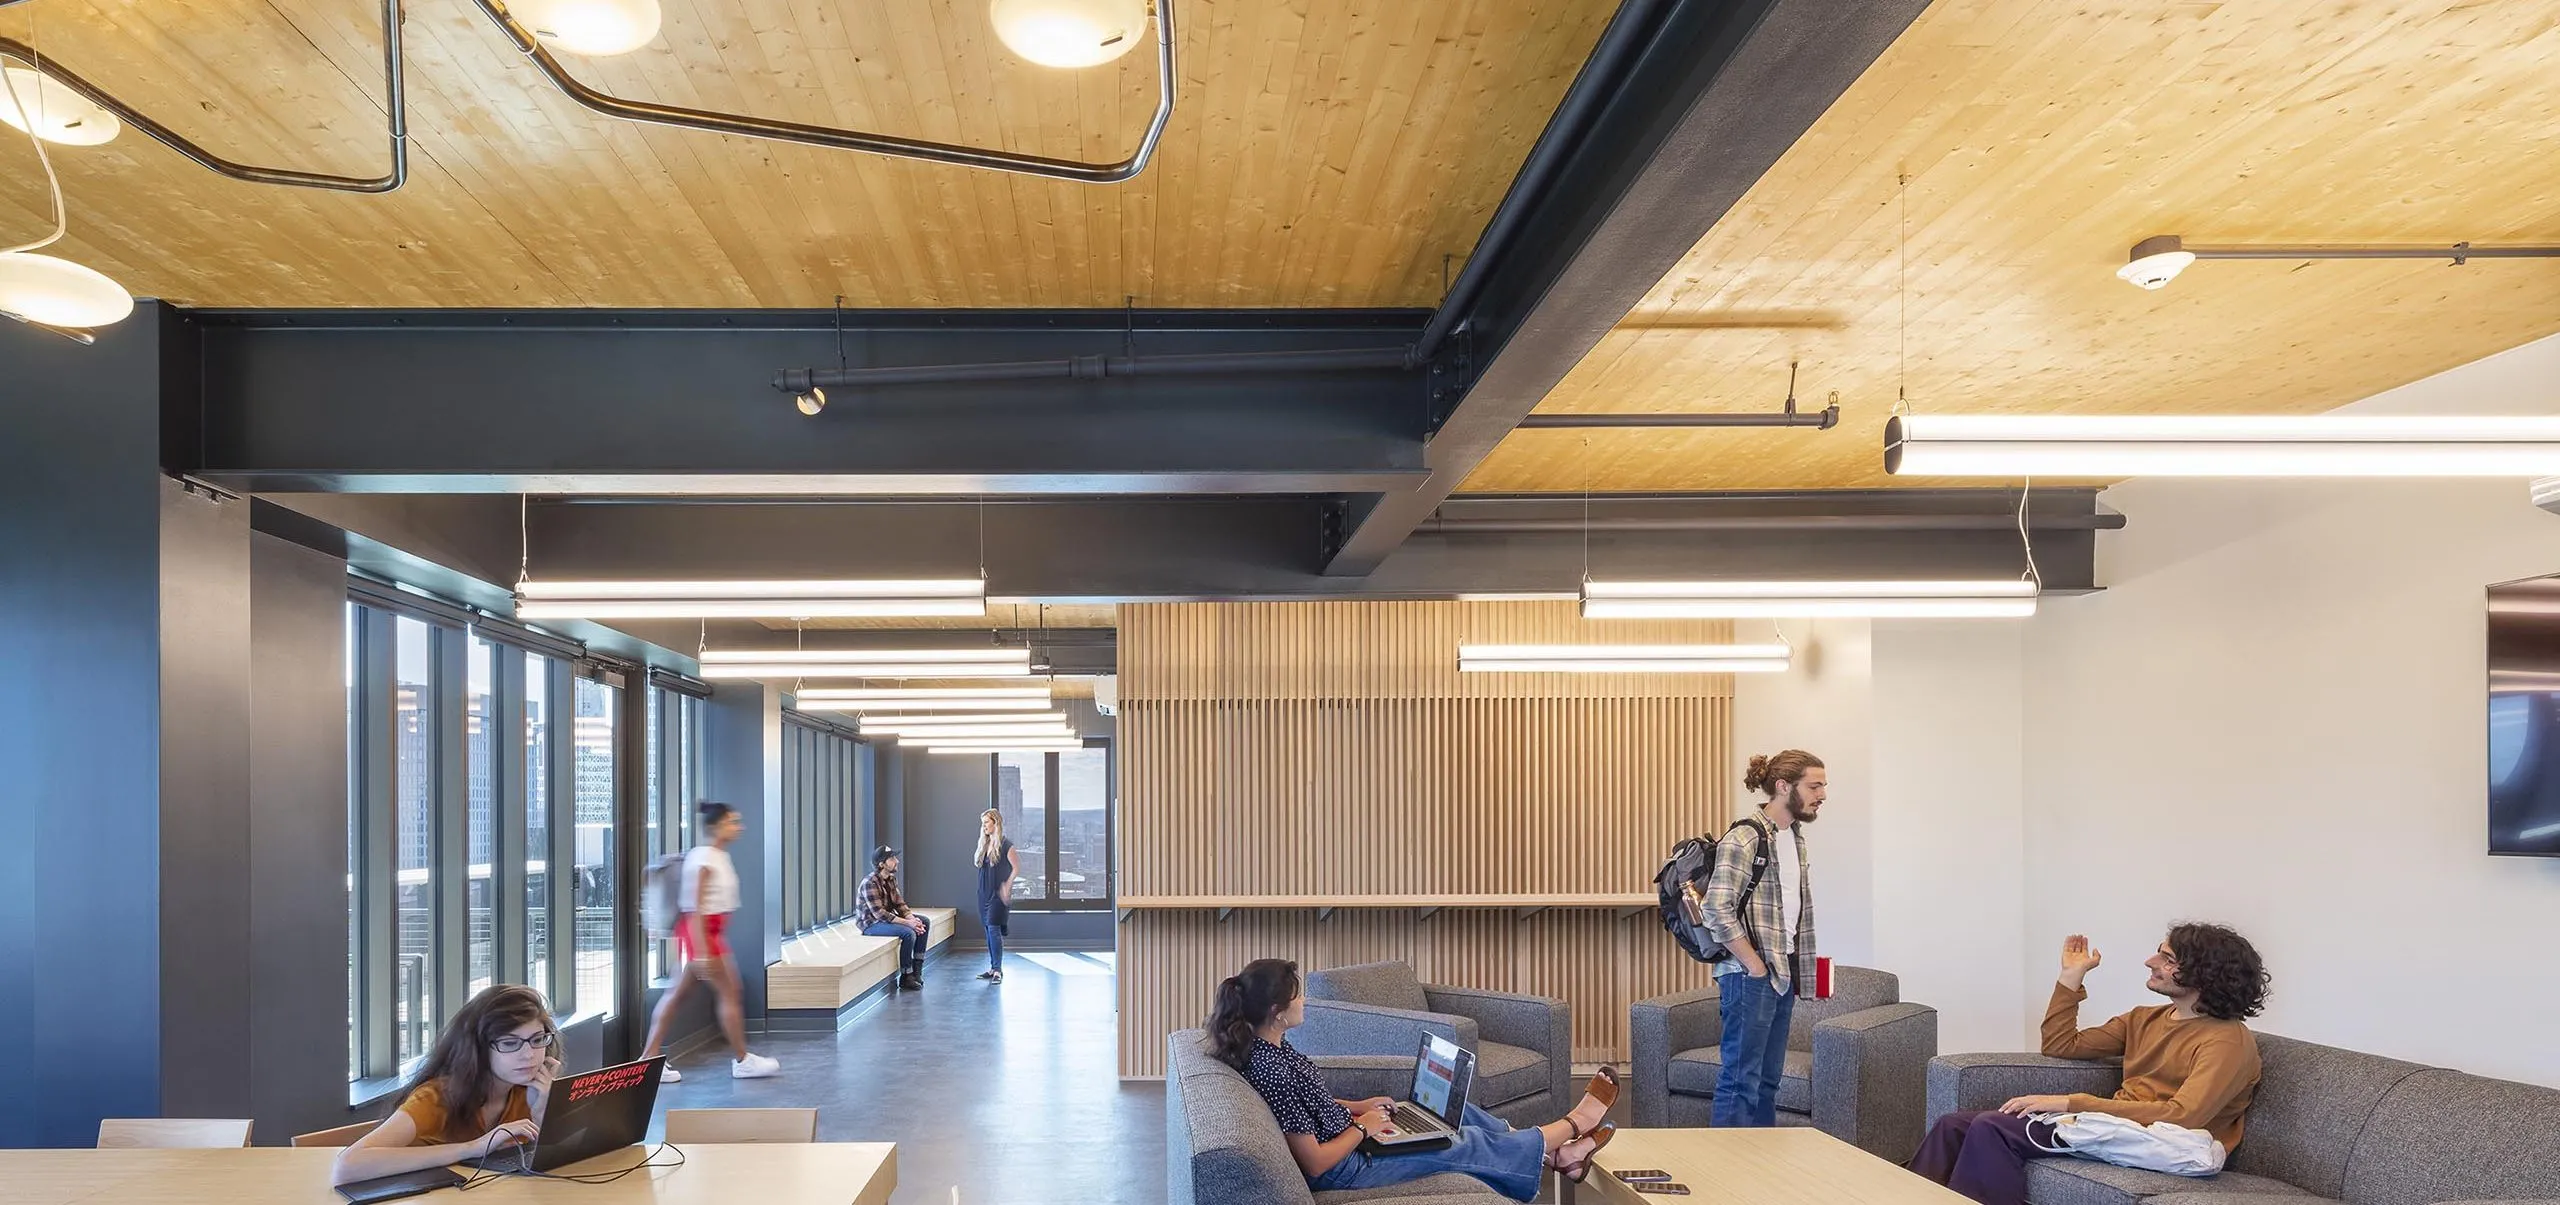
[651,949,1165,1205]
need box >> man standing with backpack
[1688,749,1825,1128]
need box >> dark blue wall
[0,310,177,1145]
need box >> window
[990,743,1113,907]
[1057,747,1109,900]
[645,683,705,985]
[780,716,868,933]
[995,752,1049,903]
[571,675,618,1017]
[348,585,638,1088]
[524,652,556,1008]
[393,615,437,1065]
[466,637,496,998]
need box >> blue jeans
[1712,969,1796,1127]
[1309,1102,1546,1201]
[863,921,924,972]
[978,900,1005,971]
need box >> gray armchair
[1292,960,1572,1128]
[1629,966,1937,1160]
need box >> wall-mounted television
[2486,574,2560,856]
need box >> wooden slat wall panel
[1117,601,1733,1076]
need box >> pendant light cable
[1,9,68,255]
[1893,172,1908,417]
[2017,476,2042,588]
[516,494,530,587]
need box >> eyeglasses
[489,1030,559,1054]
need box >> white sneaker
[731,1053,781,1079]
[660,1066,683,1084]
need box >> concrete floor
[650,948,1166,1205]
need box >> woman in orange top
[332,985,561,1185]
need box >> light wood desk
[1580,1128,1967,1205]
[0,1142,895,1205]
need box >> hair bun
[1743,754,1771,793]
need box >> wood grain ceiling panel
[1465,0,2560,493]
[0,0,1614,307]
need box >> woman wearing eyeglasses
[331,984,562,1185]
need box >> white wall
[1731,620,1876,966]
[1734,332,2560,1086]
[2022,332,2560,1087]
[1872,621,2032,1054]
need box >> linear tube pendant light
[927,743,1083,755]
[791,686,1052,712]
[698,646,1029,680]
[1457,643,1793,674]
[1885,413,2560,478]
[856,709,1069,726]
[906,735,1086,749]
[702,662,1030,680]
[881,724,1077,741]
[514,578,984,620]
[1582,579,2037,619]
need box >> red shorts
[676,912,729,961]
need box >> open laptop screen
[1409,1033,1473,1125]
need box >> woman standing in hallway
[1213,958,1620,1200]
[332,985,558,1185]
[974,808,1019,983]
[638,801,780,1083]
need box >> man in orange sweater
[1910,923,2270,1205]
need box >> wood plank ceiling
[0,0,1615,307]
[1467,0,2560,492]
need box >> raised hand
[2059,934,2102,987]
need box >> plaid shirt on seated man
[855,864,913,930]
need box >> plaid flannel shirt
[1697,815,1818,995]
[855,867,911,930]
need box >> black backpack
[1654,818,1774,964]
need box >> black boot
[900,969,925,990]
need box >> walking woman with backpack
[637,801,780,1083]
[973,808,1019,983]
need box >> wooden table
[0,1142,896,1205]
[1578,1128,1969,1205]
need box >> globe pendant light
[507,0,662,57]
[0,252,134,329]
[989,0,1150,69]
[0,68,120,146]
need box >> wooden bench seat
[765,907,962,1027]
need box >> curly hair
[1743,749,1824,798]
[2166,922,2270,1021]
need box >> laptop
[482,1055,666,1175]
[1362,1033,1475,1151]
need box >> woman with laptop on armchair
[1209,958,1620,1200]
[331,984,560,1186]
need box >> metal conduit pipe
[0,0,407,193]
[1413,0,1675,360]
[773,345,1420,395]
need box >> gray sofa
[1928,1033,2560,1205]
[1627,965,1938,1160]
[1293,961,1573,1129]
[1166,1027,1510,1205]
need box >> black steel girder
[1323,0,1939,573]
[173,307,1430,496]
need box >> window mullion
[546,657,578,1013]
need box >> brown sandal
[1568,1066,1619,1138]
[1554,1121,1617,1183]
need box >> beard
[1787,797,1820,824]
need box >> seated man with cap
[856,845,930,990]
